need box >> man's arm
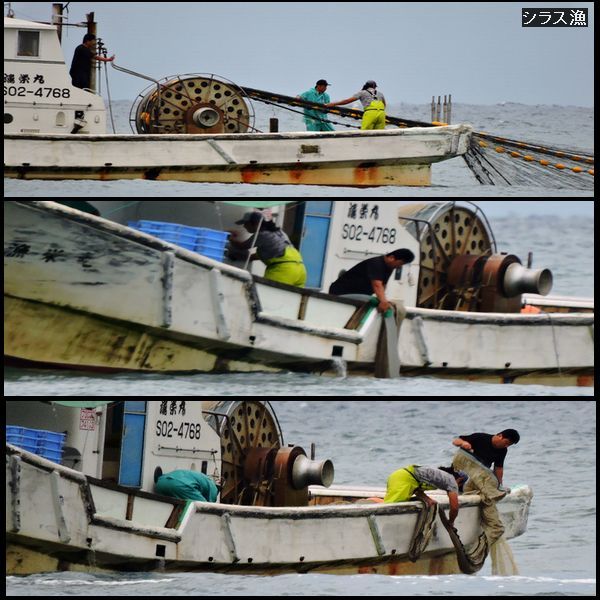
[371,280,392,313]
[326,95,358,108]
[447,491,460,526]
[495,466,504,485]
[453,437,473,452]
[94,54,115,63]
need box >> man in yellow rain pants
[326,80,387,130]
[230,212,307,288]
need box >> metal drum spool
[131,74,255,135]
[202,401,283,505]
[398,202,496,310]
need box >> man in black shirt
[451,429,521,555]
[329,248,415,313]
[70,33,115,90]
[452,429,520,485]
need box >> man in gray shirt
[326,80,387,130]
[385,465,469,527]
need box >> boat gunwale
[406,306,594,325]
[4,124,473,144]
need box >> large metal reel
[398,202,496,310]
[202,401,283,505]
[131,74,254,135]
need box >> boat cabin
[6,401,222,493]
[4,17,106,134]
[6,400,334,508]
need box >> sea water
[6,401,596,596]
[3,101,594,198]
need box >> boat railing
[110,62,163,133]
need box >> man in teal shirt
[298,79,335,132]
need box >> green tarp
[219,201,298,208]
[50,401,116,408]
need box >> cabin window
[17,31,40,57]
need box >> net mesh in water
[490,536,520,576]
[465,132,594,190]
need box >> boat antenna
[97,38,117,133]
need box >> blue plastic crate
[38,431,66,450]
[21,429,42,453]
[195,229,230,262]
[129,221,230,261]
[6,426,26,446]
[196,228,230,243]
[37,446,64,462]
[36,430,65,463]
[6,427,65,462]
[129,220,201,250]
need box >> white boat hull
[3,126,472,187]
[3,201,594,385]
[6,444,533,576]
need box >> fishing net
[439,509,487,574]
[450,450,522,575]
[465,132,594,190]
[490,536,520,576]
[409,501,439,562]
[246,89,594,190]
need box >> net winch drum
[398,202,553,313]
[202,401,334,507]
[131,74,255,135]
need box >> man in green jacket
[298,79,335,131]
[156,470,219,502]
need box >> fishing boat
[6,400,534,576]
[3,200,594,386]
[3,14,471,187]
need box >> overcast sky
[9,2,594,106]
[470,200,594,216]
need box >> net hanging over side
[464,132,594,190]
[243,88,594,190]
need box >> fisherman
[297,79,335,132]
[326,80,387,130]
[384,465,469,527]
[451,429,521,552]
[230,212,307,288]
[155,469,218,503]
[452,429,521,487]
[69,33,115,91]
[329,249,415,313]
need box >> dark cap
[235,211,264,226]
[316,79,331,87]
